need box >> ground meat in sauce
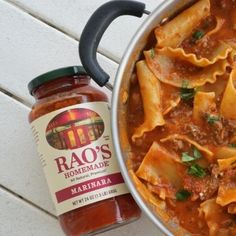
[168,139,185,153]
[217,0,236,9]
[168,101,193,119]
[220,168,236,188]
[183,123,208,145]
[181,15,217,58]
[204,117,236,145]
[183,167,219,201]
[180,109,236,145]
[172,59,203,76]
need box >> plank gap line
[4,0,120,64]
[0,184,57,219]
[0,87,31,108]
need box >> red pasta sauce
[127,0,236,235]
[28,66,140,236]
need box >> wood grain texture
[0,187,63,236]
[7,0,165,62]
[0,0,115,105]
[0,92,56,215]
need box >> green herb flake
[206,114,220,125]
[229,143,236,148]
[182,80,189,88]
[192,30,204,41]
[193,147,202,159]
[188,164,206,178]
[176,189,191,201]
[180,80,196,100]
[150,48,155,59]
[181,147,202,163]
[180,80,196,101]
[180,89,196,100]
[181,152,195,162]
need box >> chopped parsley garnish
[182,152,196,162]
[150,48,155,59]
[193,147,202,159]
[181,147,202,163]
[180,89,196,100]
[180,80,196,101]
[229,143,236,148]
[182,80,189,88]
[188,164,206,178]
[192,30,204,42]
[206,114,220,125]
[176,189,191,201]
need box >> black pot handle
[79,0,146,87]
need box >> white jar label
[31,102,129,215]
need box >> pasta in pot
[127,0,236,235]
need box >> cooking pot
[79,1,196,235]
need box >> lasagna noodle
[215,146,236,159]
[217,156,236,171]
[198,74,228,98]
[155,0,210,48]
[132,61,165,141]
[130,171,189,236]
[136,142,184,199]
[160,134,214,161]
[156,43,232,67]
[144,49,229,88]
[161,82,181,115]
[193,91,216,124]
[216,159,236,206]
[163,96,180,115]
[220,69,236,119]
[203,17,225,38]
[217,186,236,207]
[199,198,236,236]
[130,170,167,211]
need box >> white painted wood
[0,187,64,236]
[7,0,165,62]
[0,0,116,106]
[0,92,56,215]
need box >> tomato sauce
[126,0,236,235]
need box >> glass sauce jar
[28,66,141,236]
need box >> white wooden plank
[0,0,116,106]
[0,92,56,215]
[0,187,63,236]
[7,0,165,62]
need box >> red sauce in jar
[28,66,140,236]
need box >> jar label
[31,102,129,215]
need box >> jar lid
[28,66,88,95]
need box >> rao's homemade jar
[28,66,140,236]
